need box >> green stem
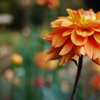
[71,55,83,100]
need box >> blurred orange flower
[11,53,23,66]
[36,0,60,9]
[44,9,100,65]
[34,51,58,70]
[91,75,100,90]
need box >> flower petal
[58,16,70,19]
[92,24,100,32]
[44,35,52,42]
[52,33,61,45]
[45,49,61,61]
[51,20,62,28]
[51,17,72,28]
[66,9,75,19]
[54,37,68,48]
[61,20,73,27]
[60,50,75,65]
[47,46,55,54]
[84,37,100,59]
[48,28,60,35]
[76,27,94,37]
[93,57,100,65]
[64,51,75,65]
[49,28,66,35]
[71,31,88,46]
[59,39,73,55]
[52,33,69,48]
[60,55,66,65]
[62,28,74,36]
[89,9,94,12]
[96,11,100,20]
[73,46,86,56]
[96,42,100,50]
[93,32,100,44]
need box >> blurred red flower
[35,77,45,87]
[91,75,100,90]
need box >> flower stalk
[71,55,83,100]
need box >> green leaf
[57,65,64,70]
[42,87,70,100]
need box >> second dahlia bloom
[36,0,60,9]
[34,51,58,70]
[44,9,100,65]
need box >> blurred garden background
[0,0,100,100]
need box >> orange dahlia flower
[36,0,60,9]
[91,75,100,90]
[44,9,100,65]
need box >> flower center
[67,9,96,23]
[79,11,96,23]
